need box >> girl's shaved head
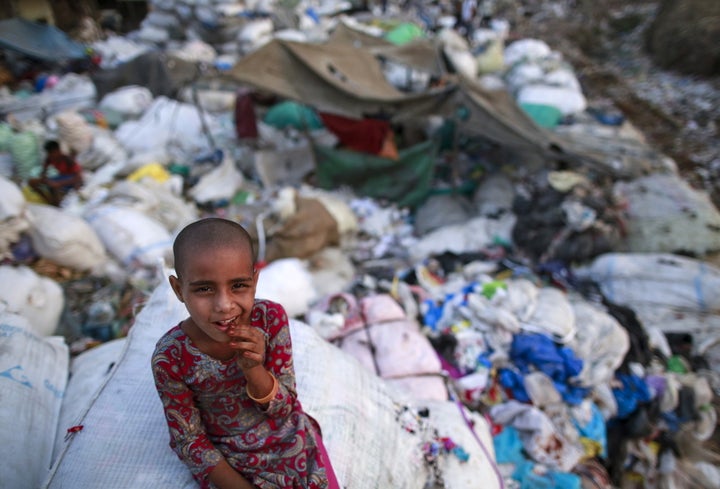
[173,218,254,278]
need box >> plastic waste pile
[1,2,720,489]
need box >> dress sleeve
[255,301,299,418]
[151,339,223,487]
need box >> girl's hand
[228,325,266,370]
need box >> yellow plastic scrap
[127,162,171,183]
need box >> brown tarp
[226,30,645,175]
[227,38,555,149]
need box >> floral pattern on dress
[152,299,329,489]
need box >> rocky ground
[499,0,720,208]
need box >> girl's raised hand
[228,325,266,370]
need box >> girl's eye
[232,282,248,290]
[194,286,212,293]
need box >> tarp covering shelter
[227,37,566,164]
[0,18,88,61]
[314,139,438,208]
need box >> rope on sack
[445,378,506,489]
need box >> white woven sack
[0,309,69,489]
[52,338,127,464]
[27,204,108,272]
[0,175,26,220]
[84,204,173,267]
[76,127,128,171]
[44,279,501,489]
[420,399,501,489]
[583,252,720,312]
[517,84,587,116]
[104,180,198,235]
[99,85,154,118]
[613,173,720,255]
[0,265,64,337]
[503,38,552,66]
[114,97,218,156]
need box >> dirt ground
[498,0,720,209]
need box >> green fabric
[314,140,437,208]
[385,22,424,45]
[481,280,508,299]
[0,123,12,151]
[666,355,688,374]
[263,101,323,130]
[519,103,563,129]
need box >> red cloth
[45,153,82,176]
[234,89,258,139]
[319,112,391,155]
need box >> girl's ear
[169,275,184,303]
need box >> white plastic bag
[187,154,244,204]
[0,265,64,337]
[26,204,108,272]
[255,258,318,318]
[99,85,154,118]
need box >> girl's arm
[151,344,225,485]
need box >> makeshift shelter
[0,18,88,62]
[227,24,665,179]
[228,38,584,167]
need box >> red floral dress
[152,299,330,489]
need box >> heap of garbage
[2,1,720,489]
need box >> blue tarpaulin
[0,17,87,61]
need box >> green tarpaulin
[314,139,437,208]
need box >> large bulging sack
[98,85,154,118]
[0,265,64,336]
[0,309,69,489]
[613,173,720,255]
[45,280,502,489]
[0,174,26,220]
[84,204,173,268]
[0,176,29,258]
[53,338,127,464]
[27,204,108,272]
[331,293,448,401]
[581,252,720,312]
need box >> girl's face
[169,244,258,348]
